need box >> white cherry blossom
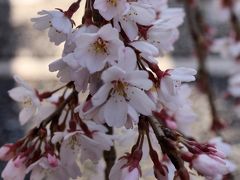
[91,64,155,127]
[114,2,155,41]
[74,24,124,73]
[147,8,184,55]
[8,76,40,125]
[31,10,72,45]
[94,0,129,20]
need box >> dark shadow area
[0,0,23,174]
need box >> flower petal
[92,84,113,106]
[104,95,128,127]
[127,87,155,115]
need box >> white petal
[8,87,32,102]
[19,107,36,125]
[102,66,126,82]
[48,27,67,45]
[92,84,113,106]
[130,41,159,56]
[126,70,153,90]
[128,104,139,124]
[117,47,137,72]
[49,59,64,72]
[51,16,72,34]
[120,18,138,41]
[98,24,119,41]
[104,95,128,127]
[127,87,155,115]
[62,53,79,69]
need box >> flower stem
[103,125,116,180]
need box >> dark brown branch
[148,117,190,180]
[103,125,116,180]
[40,90,77,127]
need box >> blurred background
[0,0,240,179]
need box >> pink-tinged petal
[92,84,113,106]
[192,154,229,178]
[109,159,127,180]
[2,157,26,180]
[127,87,155,115]
[102,66,126,82]
[126,70,153,90]
[121,167,140,180]
[19,107,36,125]
[104,95,128,127]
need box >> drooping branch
[183,0,224,132]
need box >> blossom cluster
[0,0,236,180]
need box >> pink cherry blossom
[109,158,140,180]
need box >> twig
[148,117,189,180]
[103,125,116,180]
[40,90,77,127]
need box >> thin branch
[183,0,224,132]
[103,125,116,180]
[40,90,77,127]
[148,117,190,180]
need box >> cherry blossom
[31,10,72,45]
[8,76,40,125]
[90,64,155,127]
[1,156,26,180]
[74,24,124,73]
[192,154,231,179]
[94,0,129,20]
[113,2,155,41]
[109,158,140,180]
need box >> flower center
[91,38,108,55]
[23,96,33,108]
[113,81,128,97]
[107,0,117,6]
